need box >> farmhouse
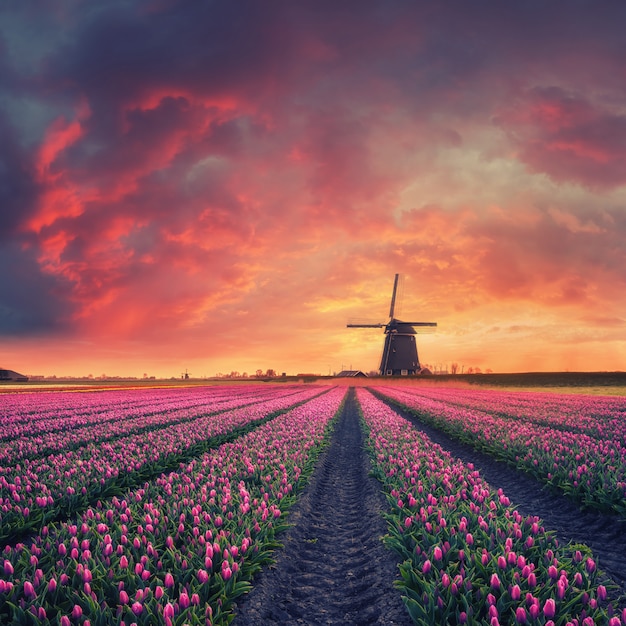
[0,369,29,382]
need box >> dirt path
[390,400,626,594]
[233,390,413,625]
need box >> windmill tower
[347,274,437,376]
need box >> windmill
[347,274,437,376]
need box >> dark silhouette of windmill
[347,274,437,376]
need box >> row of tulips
[388,386,626,443]
[0,386,305,465]
[356,387,624,625]
[0,386,347,625]
[0,386,327,545]
[373,386,626,517]
[0,385,285,444]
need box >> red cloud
[494,87,626,189]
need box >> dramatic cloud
[1,0,625,377]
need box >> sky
[1,0,626,378]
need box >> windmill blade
[405,322,437,334]
[347,317,385,327]
[389,274,399,319]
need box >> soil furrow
[233,390,412,625]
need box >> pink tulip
[3,560,13,576]
[23,581,36,598]
[543,598,556,618]
[164,572,175,588]
[72,604,82,619]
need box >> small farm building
[0,369,29,382]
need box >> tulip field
[357,387,626,625]
[0,384,347,624]
[372,385,626,517]
[0,385,327,544]
[0,382,625,625]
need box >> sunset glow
[1,2,625,378]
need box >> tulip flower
[511,584,521,601]
[543,598,556,619]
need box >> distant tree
[265,369,276,378]
[450,363,459,375]
[255,369,264,378]
[242,372,248,378]
[485,368,493,374]
[466,367,474,374]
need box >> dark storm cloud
[43,1,289,109]
[0,242,72,334]
[0,113,41,237]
